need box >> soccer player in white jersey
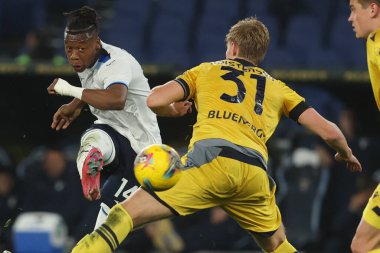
[47,6,163,229]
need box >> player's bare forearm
[148,81,185,105]
[81,84,127,110]
[149,104,178,117]
[298,108,361,171]
[298,108,350,153]
[147,81,191,117]
[322,124,351,158]
[149,101,192,117]
[51,78,127,110]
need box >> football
[134,144,183,191]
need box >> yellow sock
[269,238,298,253]
[369,249,380,253]
[71,204,133,253]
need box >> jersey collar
[369,32,376,42]
[87,48,111,72]
[229,58,256,67]
[98,48,111,63]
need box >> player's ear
[370,3,380,18]
[232,42,239,57]
[95,37,101,50]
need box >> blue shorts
[84,124,140,208]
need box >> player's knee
[79,128,116,165]
[262,245,277,252]
[259,239,283,253]
[262,238,298,253]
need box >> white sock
[76,128,116,178]
[94,202,111,229]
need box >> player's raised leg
[71,187,174,253]
[77,128,116,201]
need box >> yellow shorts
[363,183,380,229]
[153,154,281,234]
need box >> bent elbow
[146,95,158,110]
[114,104,125,110]
[113,97,126,110]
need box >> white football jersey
[77,41,161,153]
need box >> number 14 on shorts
[114,178,139,199]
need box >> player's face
[348,0,374,38]
[64,36,101,72]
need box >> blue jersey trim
[107,82,129,88]
[98,50,111,63]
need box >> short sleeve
[99,59,132,89]
[174,64,204,101]
[281,82,307,118]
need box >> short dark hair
[64,6,100,35]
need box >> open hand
[51,104,81,130]
[335,153,362,172]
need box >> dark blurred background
[0,0,379,253]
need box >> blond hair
[225,17,270,65]
[354,0,380,6]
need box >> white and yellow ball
[134,144,183,191]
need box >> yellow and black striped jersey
[175,58,307,162]
[367,31,380,111]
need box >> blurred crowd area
[0,0,367,70]
[1,0,379,253]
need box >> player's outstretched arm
[147,80,192,117]
[298,108,362,172]
[48,78,128,110]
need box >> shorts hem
[141,187,180,216]
[248,228,278,238]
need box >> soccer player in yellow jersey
[71,17,362,253]
[348,0,380,252]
